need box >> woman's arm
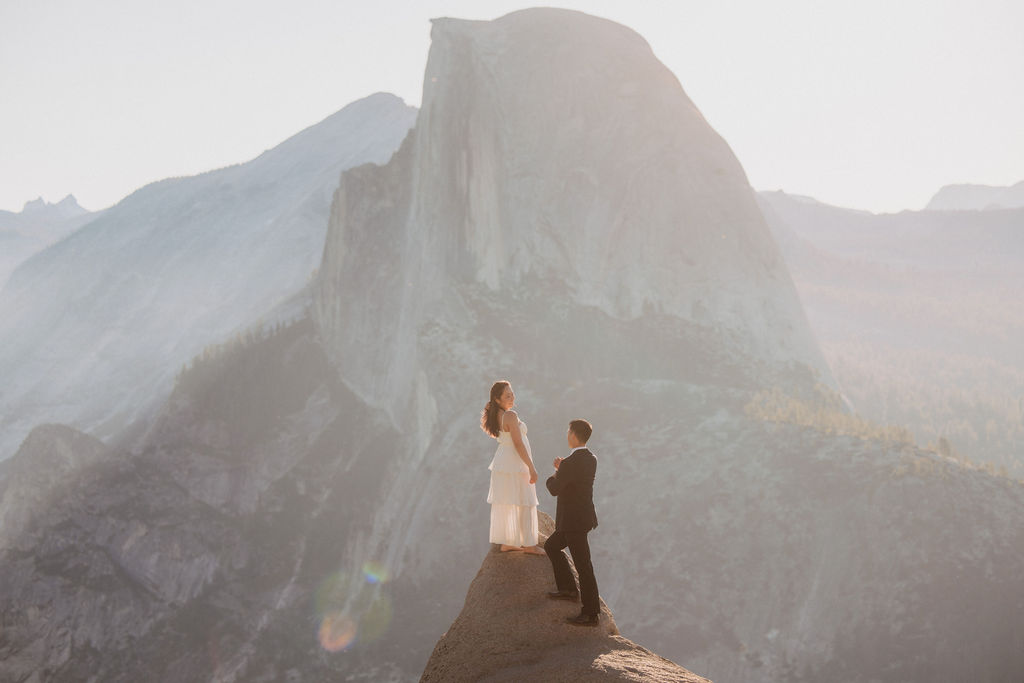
[503,410,538,484]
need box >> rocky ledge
[422,512,709,682]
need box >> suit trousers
[544,529,599,616]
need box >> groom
[544,418,600,626]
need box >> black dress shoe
[547,590,579,601]
[565,612,599,627]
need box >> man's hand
[553,457,563,470]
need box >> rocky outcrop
[422,512,709,682]
[0,423,245,682]
[0,424,112,549]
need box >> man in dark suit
[544,418,600,626]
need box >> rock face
[0,424,111,549]
[0,322,415,682]
[0,93,416,461]
[0,422,245,682]
[422,512,709,682]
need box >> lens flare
[314,564,395,652]
[362,561,390,585]
[318,612,357,652]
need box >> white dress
[487,420,540,547]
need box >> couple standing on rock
[481,380,601,627]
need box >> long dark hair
[481,380,510,438]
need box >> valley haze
[1,7,1022,683]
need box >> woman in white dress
[481,380,544,554]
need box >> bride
[481,380,544,554]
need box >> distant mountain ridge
[16,194,89,219]
[925,180,1024,211]
[0,194,97,289]
[0,92,416,461]
[759,189,1024,477]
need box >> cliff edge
[422,512,709,682]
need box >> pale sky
[1,0,1022,214]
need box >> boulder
[422,512,710,682]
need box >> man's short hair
[569,419,593,444]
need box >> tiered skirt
[487,444,539,546]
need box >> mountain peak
[430,7,652,49]
[21,196,47,213]
[0,92,416,461]
[422,512,709,682]
[416,6,778,309]
[314,8,831,422]
[18,194,87,218]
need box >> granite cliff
[314,11,829,431]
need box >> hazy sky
[2,0,1021,214]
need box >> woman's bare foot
[500,544,523,552]
[522,545,545,555]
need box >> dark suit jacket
[546,448,598,532]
